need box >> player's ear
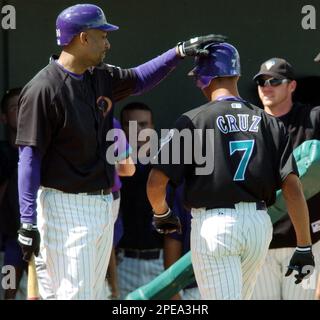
[289,80,297,93]
[79,32,89,45]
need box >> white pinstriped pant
[252,240,320,300]
[36,188,114,300]
[191,202,273,300]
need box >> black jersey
[119,162,163,250]
[16,59,137,193]
[153,99,298,209]
[271,103,320,248]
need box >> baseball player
[147,42,315,300]
[15,3,226,299]
[117,102,165,299]
[33,117,133,300]
[251,58,320,300]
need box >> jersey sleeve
[16,83,60,156]
[274,120,299,187]
[104,64,137,102]
[152,115,194,186]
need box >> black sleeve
[152,115,194,185]
[15,82,60,156]
[105,64,138,102]
[275,121,299,186]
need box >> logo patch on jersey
[311,220,320,233]
[265,59,276,70]
[231,103,242,109]
[97,96,112,117]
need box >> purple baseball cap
[56,4,119,46]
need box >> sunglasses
[256,78,291,87]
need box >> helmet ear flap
[56,4,119,46]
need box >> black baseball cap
[314,52,320,62]
[253,58,295,81]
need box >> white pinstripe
[191,202,273,300]
[252,240,320,300]
[111,197,120,222]
[36,188,113,300]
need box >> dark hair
[1,87,22,114]
[120,102,153,126]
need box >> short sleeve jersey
[153,99,298,209]
[16,59,137,193]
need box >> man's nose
[105,38,111,50]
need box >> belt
[112,190,120,200]
[85,188,112,196]
[206,201,266,211]
[118,248,161,260]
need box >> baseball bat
[27,254,40,300]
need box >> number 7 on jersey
[229,140,255,181]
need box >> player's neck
[264,100,293,117]
[57,51,87,75]
[206,78,240,102]
[210,88,240,102]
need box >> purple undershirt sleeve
[18,146,41,224]
[133,47,181,95]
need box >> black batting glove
[285,246,315,284]
[176,34,228,57]
[152,208,182,235]
[18,223,40,262]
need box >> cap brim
[98,23,119,32]
[314,52,320,63]
[253,71,287,81]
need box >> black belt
[85,188,112,196]
[112,190,120,200]
[118,248,161,260]
[206,201,266,211]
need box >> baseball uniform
[153,97,298,299]
[16,44,182,299]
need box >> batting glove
[285,246,315,284]
[18,223,40,262]
[152,208,182,234]
[177,34,227,57]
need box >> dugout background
[1,0,320,139]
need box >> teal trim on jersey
[229,140,255,181]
